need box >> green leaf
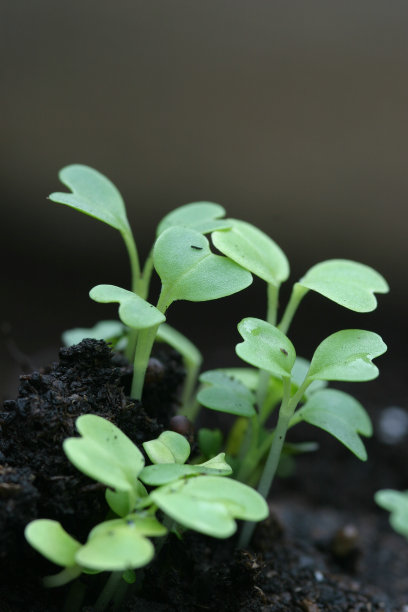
[89,284,165,329]
[62,320,125,347]
[298,259,389,312]
[198,370,256,417]
[151,476,268,538]
[217,368,259,390]
[140,453,232,486]
[212,219,289,286]
[375,489,408,538]
[157,323,202,370]
[143,431,190,465]
[63,415,145,492]
[25,520,81,567]
[49,164,130,233]
[157,202,231,235]
[76,522,155,571]
[236,318,296,378]
[106,480,148,517]
[89,515,167,539]
[153,227,253,308]
[291,389,372,460]
[307,330,387,382]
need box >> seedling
[375,489,408,539]
[50,165,252,401]
[195,220,388,546]
[25,414,268,611]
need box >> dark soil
[1,340,407,611]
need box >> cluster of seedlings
[25,164,392,610]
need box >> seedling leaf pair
[151,476,268,538]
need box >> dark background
[1,1,407,404]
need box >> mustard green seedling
[50,165,252,401]
[195,221,389,547]
[25,415,267,611]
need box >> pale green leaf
[290,357,327,397]
[375,489,408,538]
[25,520,81,567]
[236,318,296,378]
[88,516,167,539]
[49,164,130,233]
[307,330,387,382]
[157,202,231,235]
[62,320,125,347]
[217,368,259,390]
[143,431,190,465]
[291,389,372,460]
[76,524,154,571]
[298,259,389,312]
[89,284,165,329]
[212,219,289,286]
[63,415,145,492]
[140,453,232,486]
[198,370,256,417]
[153,227,252,308]
[106,480,148,517]
[151,476,268,538]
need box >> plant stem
[121,229,141,294]
[130,292,169,400]
[238,377,294,549]
[141,246,155,299]
[278,283,308,335]
[94,572,123,612]
[256,283,279,409]
[131,323,160,400]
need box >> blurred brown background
[1,1,407,401]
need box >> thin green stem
[141,246,155,300]
[131,323,160,400]
[179,360,201,419]
[256,283,279,410]
[236,415,260,482]
[94,571,123,612]
[278,283,308,335]
[121,229,141,294]
[238,377,293,549]
[130,292,169,400]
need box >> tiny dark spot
[191,245,203,250]
[114,435,118,439]
[126,519,135,526]
[280,348,288,356]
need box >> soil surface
[1,340,407,611]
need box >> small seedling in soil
[25,414,268,611]
[50,165,251,401]
[375,489,408,539]
[48,165,389,552]
[196,220,388,546]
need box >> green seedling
[195,221,389,547]
[50,165,251,402]
[25,414,267,611]
[375,489,408,539]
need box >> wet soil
[1,340,407,611]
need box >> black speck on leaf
[280,348,288,356]
[191,245,203,250]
